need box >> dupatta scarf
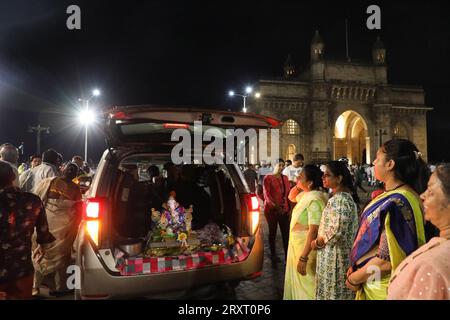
[351,188,426,271]
[350,188,426,300]
[290,190,328,232]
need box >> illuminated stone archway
[286,144,296,161]
[281,119,301,163]
[334,111,370,164]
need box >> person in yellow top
[283,165,328,300]
[71,156,92,193]
[346,139,430,300]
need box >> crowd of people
[0,143,91,299]
[242,139,449,300]
[1,138,449,300]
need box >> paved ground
[41,183,374,300]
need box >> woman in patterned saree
[283,165,328,300]
[32,162,82,296]
[312,161,359,300]
[346,139,430,300]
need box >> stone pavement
[232,211,286,300]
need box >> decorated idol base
[145,191,195,255]
[144,191,237,258]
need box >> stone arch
[281,119,301,164]
[286,144,297,161]
[333,110,371,165]
[282,119,300,135]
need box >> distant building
[251,31,431,164]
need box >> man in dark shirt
[0,160,55,299]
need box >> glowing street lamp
[227,86,261,113]
[78,88,101,162]
[78,109,97,126]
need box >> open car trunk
[95,106,277,276]
[109,154,253,275]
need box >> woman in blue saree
[345,139,430,300]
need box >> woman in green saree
[346,139,430,300]
[283,165,328,300]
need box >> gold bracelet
[299,256,308,262]
[346,275,358,286]
[316,239,325,249]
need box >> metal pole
[29,124,50,155]
[243,95,247,113]
[37,125,41,155]
[85,99,89,162]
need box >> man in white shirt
[257,160,271,185]
[0,143,20,187]
[19,154,42,192]
[31,149,61,193]
[282,153,304,184]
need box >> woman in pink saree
[388,163,450,300]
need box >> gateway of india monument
[250,31,432,165]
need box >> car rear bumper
[78,227,264,299]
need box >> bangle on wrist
[299,256,308,262]
[316,239,325,249]
[346,275,358,287]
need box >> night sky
[0,0,449,163]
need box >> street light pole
[84,99,89,162]
[28,124,50,155]
[228,87,259,113]
[79,88,100,164]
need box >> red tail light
[111,111,129,120]
[244,194,260,235]
[84,198,102,246]
[163,123,189,129]
[86,201,100,219]
[250,195,260,211]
